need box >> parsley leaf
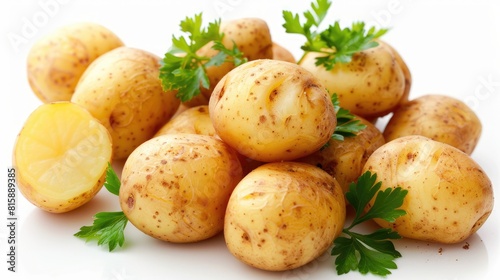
[331,93,366,141]
[159,13,247,102]
[283,0,388,69]
[75,164,129,252]
[331,171,408,276]
[74,211,128,252]
[104,162,120,195]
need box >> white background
[1,0,499,279]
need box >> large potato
[383,94,482,155]
[184,18,273,107]
[27,22,124,103]
[209,59,336,162]
[120,133,243,243]
[299,42,406,119]
[362,135,493,244]
[224,161,345,271]
[13,102,112,213]
[71,46,180,160]
[298,115,385,194]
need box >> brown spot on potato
[127,196,134,209]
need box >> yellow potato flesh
[13,102,112,213]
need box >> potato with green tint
[224,161,345,271]
[71,46,180,160]
[27,22,124,103]
[119,133,243,243]
[209,59,336,162]
[13,102,113,213]
[362,135,493,243]
[383,94,481,155]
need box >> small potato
[154,105,216,138]
[299,42,406,119]
[298,116,385,194]
[13,102,112,213]
[272,42,296,63]
[363,135,493,244]
[27,22,124,103]
[71,46,180,160]
[209,59,336,162]
[224,162,345,271]
[120,134,243,243]
[184,18,273,107]
[383,94,482,155]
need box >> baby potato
[272,42,296,63]
[209,59,336,162]
[383,94,482,155]
[299,42,406,119]
[27,22,124,103]
[363,135,493,244]
[184,18,273,107]
[120,133,243,243]
[154,105,216,138]
[298,115,385,194]
[224,161,345,271]
[71,46,180,160]
[13,102,112,213]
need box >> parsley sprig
[283,0,388,69]
[159,13,247,102]
[331,171,408,276]
[74,164,128,252]
[331,93,366,141]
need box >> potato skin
[299,43,406,118]
[363,135,493,244]
[383,94,482,155]
[209,59,336,162]
[71,46,180,160]
[272,42,296,63]
[224,162,345,271]
[184,18,274,107]
[27,22,124,103]
[154,105,216,138]
[298,116,385,194]
[119,134,243,243]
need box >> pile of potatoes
[16,14,493,273]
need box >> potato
[299,42,406,119]
[224,161,345,271]
[272,42,296,63]
[362,135,493,244]
[209,59,336,162]
[71,46,180,160]
[383,94,482,155]
[27,22,124,103]
[184,18,274,107]
[119,133,243,243]
[13,102,112,213]
[378,40,412,106]
[154,105,216,138]
[298,115,385,194]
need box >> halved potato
[13,102,113,213]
